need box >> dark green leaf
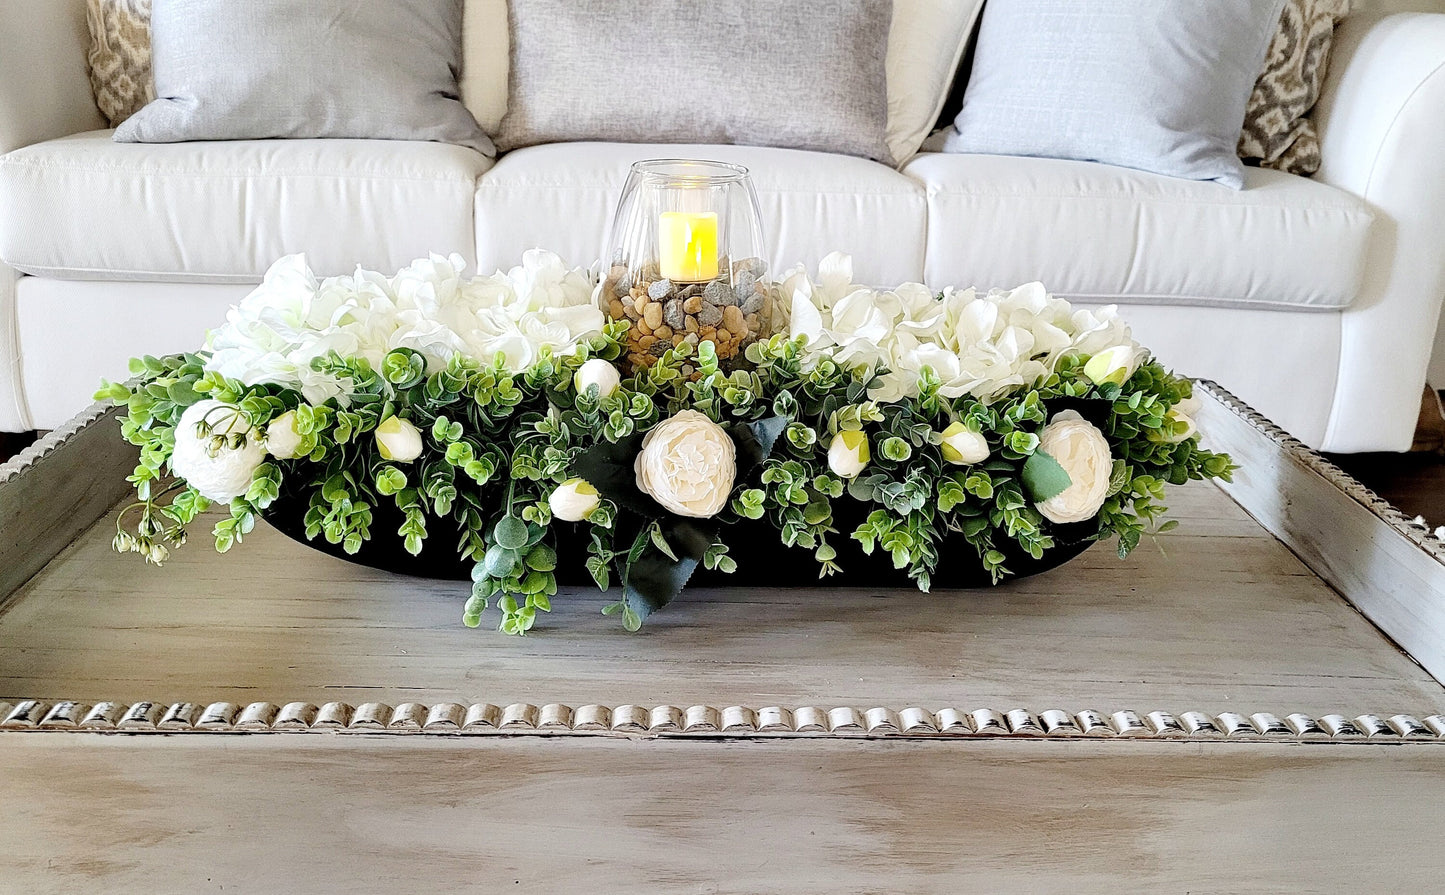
[1021,450,1072,502]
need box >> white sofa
[1,2,1443,452]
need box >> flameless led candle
[658,211,719,282]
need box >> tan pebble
[637,320,652,336]
[654,325,672,339]
[684,316,699,333]
[643,303,664,329]
[684,333,699,347]
[699,325,716,340]
[608,299,625,319]
[633,294,649,313]
[722,305,745,334]
[746,312,760,331]
[683,295,703,315]
[639,335,657,350]
[671,333,686,347]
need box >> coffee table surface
[2,389,1444,892]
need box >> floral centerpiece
[99,251,1234,634]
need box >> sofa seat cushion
[474,142,927,286]
[905,152,1374,309]
[0,130,492,282]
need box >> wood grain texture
[1,735,1444,894]
[0,403,134,608]
[1,408,1443,718]
[1198,383,1445,687]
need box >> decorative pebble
[649,340,671,357]
[663,299,686,331]
[698,303,723,327]
[741,292,764,315]
[648,279,674,300]
[613,270,632,297]
[643,303,664,330]
[704,279,734,307]
[722,305,745,333]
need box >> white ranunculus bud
[265,410,305,460]
[169,399,266,504]
[573,358,621,398]
[549,478,601,522]
[634,410,737,518]
[939,421,989,465]
[1035,410,1113,524]
[1150,408,1198,444]
[1083,345,1142,387]
[827,430,870,479]
[375,416,423,463]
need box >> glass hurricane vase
[601,159,770,375]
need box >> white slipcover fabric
[474,142,928,285]
[905,152,1374,310]
[0,131,492,282]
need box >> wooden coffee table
[2,385,1443,892]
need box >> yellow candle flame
[659,211,719,283]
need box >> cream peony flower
[1034,410,1113,524]
[265,410,305,460]
[827,430,870,479]
[549,478,601,522]
[375,416,423,463]
[939,421,989,465]
[634,410,737,518]
[169,400,266,504]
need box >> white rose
[1034,410,1113,524]
[549,478,601,522]
[827,430,870,479]
[1083,345,1143,387]
[265,410,305,460]
[634,410,736,518]
[169,400,266,504]
[573,358,621,398]
[939,421,989,465]
[375,416,423,463]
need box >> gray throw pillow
[115,0,492,156]
[495,0,895,165]
[944,0,1286,189]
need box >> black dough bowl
[262,486,1099,590]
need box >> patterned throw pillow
[1239,0,1354,176]
[86,0,154,129]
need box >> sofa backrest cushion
[491,0,895,164]
[944,0,1286,189]
[114,0,493,156]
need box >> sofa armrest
[0,0,105,156]
[1311,13,1445,451]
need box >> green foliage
[103,323,1235,634]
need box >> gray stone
[663,299,686,331]
[698,303,723,327]
[741,292,764,315]
[649,340,671,357]
[704,279,735,307]
[678,283,703,299]
[613,271,633,297]
[647,278,674,300]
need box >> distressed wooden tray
[2,383,1445,891]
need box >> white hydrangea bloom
[203,251,605,404]
[779,255,1143,405]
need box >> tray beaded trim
[1198,381,1445,563]
[3,700,1443,742]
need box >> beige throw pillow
[1239,0,1354,176]
[86,0,155,128]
